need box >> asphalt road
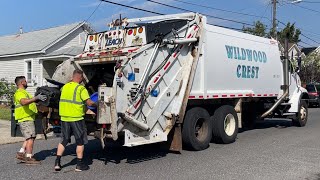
[1,108,320,180]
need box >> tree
[0,78,16,104]
[242,21,267,37]
[300,52,320,83]
[242,21,301,44]
[277,22,301,44]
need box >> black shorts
[61,120,88,145]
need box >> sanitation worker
[14,76,47,164]
[54,69,96,172]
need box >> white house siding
[0,54,43,96]
[0,24,91,99]
[46,28,87,54]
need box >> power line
[299,0,320,3]
[277,19,320,46]
[301,31,320,39]
[85,1,103,23]
[146,0,254,27]
[169,0,270,20]
[286,0,320,13]
[100,0,319,45]
[100,0,248,34]
[259,3,271,22]
[277,18,320,38]
[100,0,245,31]
[100,0,164,15]
[300,40,314,47]
[301,33,320,44]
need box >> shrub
[0,78,16,104]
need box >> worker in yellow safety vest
[54,69,96,172]
[14,76,47,164]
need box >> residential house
[0,22,94,96]
[301,46,320,57]
[287,43,306,60]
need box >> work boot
[24,157,41,165]
[54,159,62,171]
[16,152,25,161]
[75,159,89,172]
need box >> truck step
[280,103,292,106]
[282,112,296,116]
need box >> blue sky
[1,0,319,47]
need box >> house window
[25,60,32,84]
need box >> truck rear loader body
[40,13,308,151]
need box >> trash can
[11,104,22,137]
[11,104,44,137]
[87,92,98,113]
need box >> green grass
[0,106,11,120]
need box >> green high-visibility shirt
[14,88,37,122]
[59,82,90,122]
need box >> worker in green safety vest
[14,76,47,164]
[54,69,96,172]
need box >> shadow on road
[34,138,169,168]
[86,139,169,165]
[239,119,293,133]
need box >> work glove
[35,93,47,101]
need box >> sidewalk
[0,120,52,145]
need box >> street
[0,108,320,180]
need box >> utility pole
[272,0,277,38]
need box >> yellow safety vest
[59,82,88,122]
[14,89,37,122]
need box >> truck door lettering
[234,47,238,59]
[226,45,265,79]
[225,45,267,63]
[253,50,258,62]
[242,65,247,78]
[262,52,267,63]
[246,49,253,61]
[225,45,234,59]
[255,66,259,78]
[258,51,263,62]
[251,67,255,78]
[237,65,241,78]
[237,47,241,60]
[247,66,251,78]
[237,65,259,79]
[241,48,246,60]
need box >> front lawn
[0,105,11,120]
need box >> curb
[0,120,54,145]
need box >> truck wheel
[212,105,238,144]
[182,107,212,151]
[292,100,308,127]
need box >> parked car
[306,84,320,107]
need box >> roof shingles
[0,22,83,57]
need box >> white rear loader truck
[42,13,309,151]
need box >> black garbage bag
[35,86,61,108]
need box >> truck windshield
[306,85,316,92]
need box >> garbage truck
[37,12,309,151]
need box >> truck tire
[212,105,238,144]
[182,107,212,151]
[292,100,308,127]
